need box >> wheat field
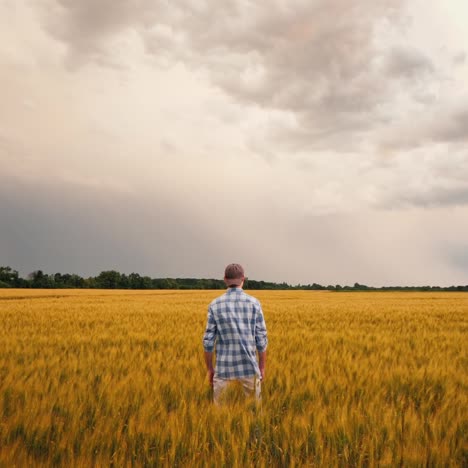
[0,289,466,466]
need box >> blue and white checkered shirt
[203,287,268,379]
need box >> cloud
[39,0,156,67]
[0,175,230,278]
[2,174,468,286]
[385,46,434,78]
[433,105,468,142]
[36,1,404,142]
[382,182,468,209]
[446,244,468,274]
[153,0,412,152]
[453,51,466,65]
[34,0,467,158]
[2,0,468,283]
[378,100,468,151]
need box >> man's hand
[204,351,215,387]
[259,367,265,380]
[208,369,214,387]
[258,351,266,380]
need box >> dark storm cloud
[0,177,229,278]
[2,174,468,286]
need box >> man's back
[203,287,267,379]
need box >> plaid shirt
[203,287,268,379]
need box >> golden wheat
[0,289,466,466]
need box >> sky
[1,0,468,286]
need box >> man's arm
[202,305,217,386]
[255,303,268,379]
[204,351,214,386]
[258,351,266,380]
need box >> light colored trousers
[213,375,261,405]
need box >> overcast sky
[1,0,468,286]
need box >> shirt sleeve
[202,305,217,352]
[255,303,268,352]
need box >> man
[202,263,268,405]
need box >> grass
[0,289,466,466]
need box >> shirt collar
[227,287,243,292]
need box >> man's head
[224,263,245,288]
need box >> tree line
[0,266,467,291]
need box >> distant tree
[69,274,85,288]
[54,273,65,287]
[141,276,153,289]
[210,279,225,289]
[1,264,467,291]
[151,278,165,289]
[96,270,122,289]
[127,273,153,289]
[0,266,19,286]
[28,270,53,288]
[128,273,143,289]
[84,277,97,288]
[118,274,129,289]
[164,278,179,289]
[152,278,179,289]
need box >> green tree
[29,270,53,288]
[96,270,122,289]
[0,266,19,286]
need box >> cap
[224,263,245,286]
